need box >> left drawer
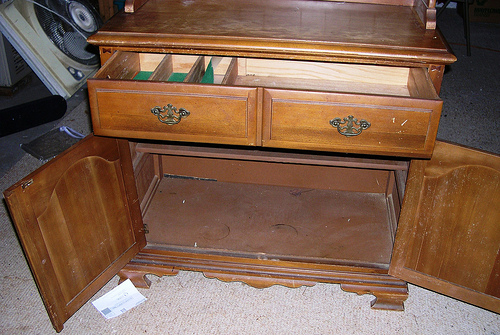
[88,52,259,146]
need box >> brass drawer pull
[151,104,190,125]
[329,115,370,137]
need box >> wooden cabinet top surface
[89,0,456,66]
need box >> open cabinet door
[3,135,146,332]
[390,141,500,313]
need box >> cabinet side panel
[134,152,162,214]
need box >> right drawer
[259,64,442,158]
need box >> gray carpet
[436,10,500,154]
[1,8,499,334]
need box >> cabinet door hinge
[142,224,149,234]
[21,179,33,189]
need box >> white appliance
[0,32,32,89]
[0,0,102,98]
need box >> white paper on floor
[92,279,147,319]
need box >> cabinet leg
[118,263,179,288]
[369,292,406,311]
[340,283,408,311]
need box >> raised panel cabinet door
[3,135,146,332]
[390,141,500,313]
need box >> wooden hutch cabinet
[4,0,499,332]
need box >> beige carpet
[1,100,499,334]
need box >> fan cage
[34,0,101,65]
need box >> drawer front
[88,80,258,146]
[263,89,442,158]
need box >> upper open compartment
[123,0,438,30]
[89,0,456,67]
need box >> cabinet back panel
[160,154,390,193]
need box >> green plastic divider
[133,60,215,83]
[167,73,188,82]
[133,71,153,80]
[201,60,214,84]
